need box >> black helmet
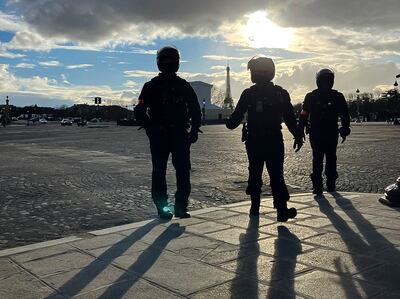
[316,68,334,90]
[157,46,180,74]
[247,55,275,83]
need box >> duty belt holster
[241,123,248,142]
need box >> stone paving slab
[0,192,399,298]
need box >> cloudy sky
[0,0,399,107]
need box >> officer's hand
[189,128,202,144]
[225,118,232,129]
[339,127,351,144]
[293,138,304,152]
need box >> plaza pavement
[1,123,400,250]
[0,192,399,298]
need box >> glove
[225,118,233,130]
[293,136,304,152]
[189,128,202,144]
[339,127,351,143]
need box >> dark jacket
[134,73,201,131]
[301,89,350,137]
[226,82,299,138]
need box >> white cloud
[66,64,94,69]
[39,60,61,67]
[203,55,249,61]
[0,49,25,58]
[211,65,228,70]
[124,70,157,78]
[15,63,35,69]
[123,80,139,88]
[274,59,400,102]
[61,74,70,85]
[0,63,138,107]
[131,49,157,55]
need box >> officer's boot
[154,199,173,220]
[311,174,323,196]
[276,201,297,222]
[174,200,191,218]
[249,194,261,216]
[326,179,336,192]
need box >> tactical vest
[246,84,285,137]
[149,77,191,128]
[308,89,342,136]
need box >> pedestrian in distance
[225,56,304,222]
[298,68,351,195]
[134,46,202,220]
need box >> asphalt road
[0,122,399,249]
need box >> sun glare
[243,11,293,49]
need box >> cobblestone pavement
[0,123,399,249]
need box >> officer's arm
[226,90,248,130]
[186,84,202,130]
[338,93,350,128]
[133,83,151,127]
[298,93,311,134]
[281,90,299,138]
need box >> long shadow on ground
[45,220,185,298]
[316,193,400,297]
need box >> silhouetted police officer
[226,56,303,222]
[134,46,202,219]
[299,69,350,195]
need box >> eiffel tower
[223,64,234,109]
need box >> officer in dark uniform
[299,69,350,195]
[226,56,303,222]
[134,46,202,219]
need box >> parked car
[77,119,87,127]
[39,118,47,124]
[61,118,73,126]
[30,117,40,123]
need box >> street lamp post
[2,96,9,127]
[356,88,360,121]
[202,99,206,125]
[394,80,399,124]
[94,97,101,122]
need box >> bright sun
[242,11,293,49]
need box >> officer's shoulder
[308,89,319,98]
[175,75,189,84]
[331,89,344,97]
[141,80,153,91]
[273,84,289,95]
[148,76,162,85]
[273,85,291,102]
[241,87,252,97]
[175,76,194,89]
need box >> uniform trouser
[245,133,290,210]
[310,135,339,188]
[148,130,191,209]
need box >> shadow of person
[229,216,260,299]
[316,193,400,297]
[267,225,301,299]
[44,220,180,299]
[97,223,186,299]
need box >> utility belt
[145,123,189,137]
[241,123,282,142]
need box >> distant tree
[211,86,225,108]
